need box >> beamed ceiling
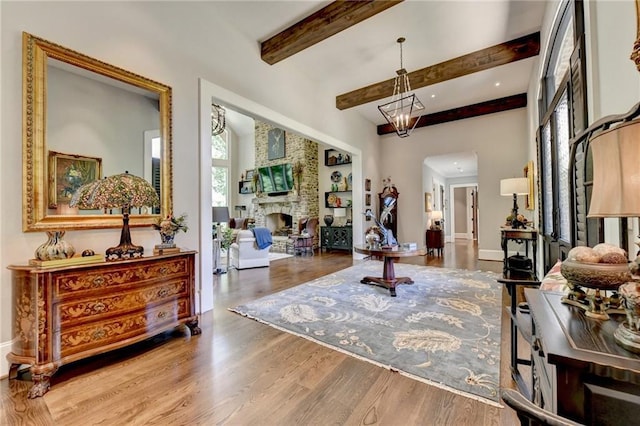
[254,0,545,137]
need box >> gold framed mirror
[22,32,172,231]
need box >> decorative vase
[159,231,177,248]
[35,231,75,261]
[323,215,334,226]
[365,228,381,249]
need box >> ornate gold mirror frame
[22,32,172,231]
[632,1,640,70]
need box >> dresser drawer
[57,298,189,358]
[53,257,190,298]
[56,278,189,327]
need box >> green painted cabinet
[320,226,352,252]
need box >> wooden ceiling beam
[377,93,527,135]
[261,0,403,65]
[337,32,540,110]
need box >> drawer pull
[92,329,106,340]
[159,267,169,275]
[157,311,167,319]
[93,302,106,312]
[93,276,105,286]
[158,289,169,298]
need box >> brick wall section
[252,121,319,250]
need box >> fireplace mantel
[253,194,301,205]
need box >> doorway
[423,151,479,244]
[450,184,478,241]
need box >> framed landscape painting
[48,151,102,208]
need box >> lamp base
[106,211,143,261]
[614,323,640,354]
[510,218,527,229]
[106,243,144,261]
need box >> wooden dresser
[7,251,199,398]
[525,289,640,425]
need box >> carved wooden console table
[525,289,640,424]
[7,251,199,398]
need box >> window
[212,131,230,207]
[538,0,587,271]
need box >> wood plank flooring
[0,240,519,425]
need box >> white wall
[384,109,530,260]
[585,0,640,120]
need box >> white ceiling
[220,0,546,177]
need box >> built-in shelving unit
[324,149,351,166]
[324,191,352,208]
[238,180,254,194]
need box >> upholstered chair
[287,217,319,255]
[229,229,270,269]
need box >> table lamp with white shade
[586,120,640,353]
[333,207,347,226]
[430,210,443,230]
[500,177,529,228]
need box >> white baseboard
[0,340,11,379]
[479,249,504,261]
[454,233,471,240]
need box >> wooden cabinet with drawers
[7,251,199,398]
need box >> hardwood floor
[0,239,519,425]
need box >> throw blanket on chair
[252,227,273,249]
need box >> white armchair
[229,229,270,269]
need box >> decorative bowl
[560,259,631,290]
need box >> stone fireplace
[251,121,319,252]
[266,212,293,236]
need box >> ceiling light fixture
[378,37,425,138]
[211,103,226,136]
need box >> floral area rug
[229,261,503,405]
